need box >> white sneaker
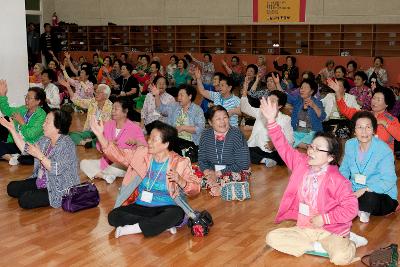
[8,154,20,166]
[167,227,177,235]
[358,211,370,223]
[264,158,277,168]
[349,232,368,248]
[104,175,117,184]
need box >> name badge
[152,110,160,116]
[354,173,367,185]
[299,203,310,216]
[215,165,226,172]
[299,120,307,128]
[141,190,153,203]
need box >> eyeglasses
[24,95,36,100]
[306,144,330,153]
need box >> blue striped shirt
[209,91,240,127]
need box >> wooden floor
[0,112,399,267]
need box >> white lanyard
[146,159,168,192]
[214,137,226,164]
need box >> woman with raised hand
[340,111,398,223]
[3,108,79,209]
[80,97,147,184]
[0,80,49,165]
[89,117,200,237]
[260,96,359,266]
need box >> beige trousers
[80,159,127,180]
[266,226,356,266]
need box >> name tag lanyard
[355,151,372,176]
[214,137,226,164]
[146,159,168,192]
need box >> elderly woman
[29,63,44,87]
[340,111,398,224]
[2,108,80,209]
[80,97,147,184]
[241,88,293,168]
[349,71,372,110]
[41,69,60,109]
[329,79,400,152]
[89,118,200,237]
[187,52,215,87]
[260,96,359,266]
[167,59,192,97]
[59,81,112,147]
[221,56,244,87]
[318,59,335,83]
[285,79,326,148]
[97,56,113,85]
[141,75,175,132]
[198,105,250,196]
[365,56,388,87]
[273,56,299,88]
[322,78,359,135]
[166,55,178,82]
[61,65,94,100]
[153,83,205,160]
[0,80,49,165]
[196,70,241,127]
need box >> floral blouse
[349,85,372,111]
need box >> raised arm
[194,68,211,100]
[0,117,25,151]
[221,59,233,75]
[64,52,79,76]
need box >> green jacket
[0,96,46,144]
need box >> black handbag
[187,210,213,237]
[361,244,398,267]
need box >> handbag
[220,181,251,201]
[187,210,214,237]
[361,244,398,267]
[61,182,100,212]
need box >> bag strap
[360,254,371,266]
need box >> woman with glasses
[0,80,49,165]
[328,79,400,152]
[260,96,360,265]
[340,111,398,223]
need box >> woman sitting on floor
[285,78,326,148]
[2,108,80,209]
[328,79,400,152]
[241,87,293,168]
[0,80,49,165]
[80,97,147,184]
[198,105,250,196]
[89,118,200,237]
[260,96,359,266]
[340,111,398,223]
[153,83,205,161]
[58,80,112,148]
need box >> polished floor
[0,112,399,266]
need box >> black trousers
[249,146,284,165]
[0,119,9,142]
[0,142,20,158]
[358,191,399,216]
[172,137,198,162]
[7,178,50,209]
[108,204,185,237]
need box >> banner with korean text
[253,0,306,23]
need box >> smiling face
[354,75,365,87]
[212,75,220,88]
[43,112,58,138]
[246,67,255,79]
[156,77,167,94]
[25,90,40,111]
[41,73,51,86]
[209,110,230,134]
[371,92,387,113]
[374,58,383,68]
[103,57,110,67]
[48,60,56,70]
[219,80,232,96]
[111,101,127,121]
[354,117,374,145]
[177,89,191,107]
[306,137,333,167]
[300,82,313,99]
[177,60,184,69]
[335,68,345,79]
[33,64,42,75]
[266,77,275,90]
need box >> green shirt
[173,69,191,87]
[0,96,46,144]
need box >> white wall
[43,0,400,25]
[0,0,28,106]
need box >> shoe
[8,154,20,166]
[104,174,117,184]
[349,232,368,248]
[167,227,177,235]
[264,158,277,168]
[358,211,370,223]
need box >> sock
[115,223,142,238]
[167,227,177,235]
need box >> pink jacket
[267,121,358,236]
[97,119,147,170]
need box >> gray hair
[98,83,111,98]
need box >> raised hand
[221,59,227,66]
[272,72,280,85]
[26,143,44,159]
[64,51,71,59]
[0,116,15,132]
[327,78,340,93]
[12,113,25,125]
[89,115,104,137]
[149,83,160,96]
[194,68,202,80]
[60,64,66,71]
[0,79,8,96]
[260,96,278,124]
